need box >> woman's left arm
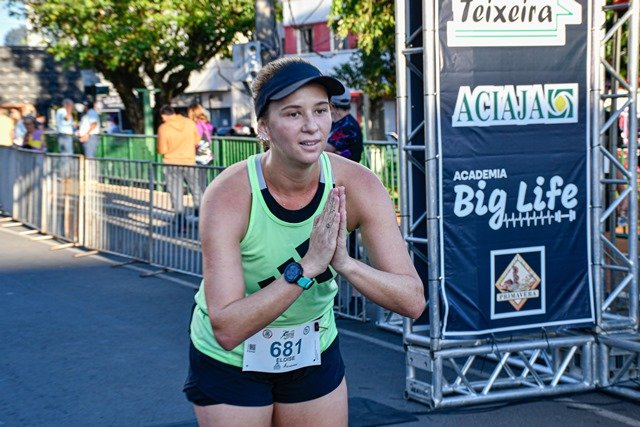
[331,164,425,319]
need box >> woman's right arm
[200,163,341,351]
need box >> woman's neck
[261,153,321,209]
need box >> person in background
[77,97,101,158]
[22,116,45,152]
[157,104,202,230]
[0,108,14,147]
[10,108,25,146]
[233,121,252,136]
[35,114,47,131]
[182,57,425,426]
[326,88,364,260]
[325,88,364,163]
[187,103,215,166]
[104,114,120,134]
[56,98,76,154]
[22,103,37,119]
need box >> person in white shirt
[77,98,101,158]
[56,98,75,154]
[10,108,25,146]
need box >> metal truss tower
[396,0,640,408]
[594,0,640,401]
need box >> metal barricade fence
[41,153,82,243]
[0,147,17,215]
[84,158,154,262]
[0,142,400,322]
[149,163,216,276]
[10,149,45,231]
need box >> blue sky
[0,1,25,45]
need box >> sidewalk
[1,222,639,426]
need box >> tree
[4,25,28,46]
[329,0,396,103]
[13,0,254,133]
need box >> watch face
[283,262,303,283]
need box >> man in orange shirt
[157,104,202,231]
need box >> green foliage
[16,0,254,132]
[330,0,394,55]
[329,0,395,101]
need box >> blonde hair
[188,103,210,123]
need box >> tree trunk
[153,91,174,129]
[102,69,146,134]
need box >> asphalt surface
[1,220,639,427]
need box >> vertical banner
[438,0,594,336]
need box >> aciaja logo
[447,0,582,47]
[451,83,578,127]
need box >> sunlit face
[259,83,332,165]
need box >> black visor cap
[254,61,345,118]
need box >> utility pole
[254,0,280,64]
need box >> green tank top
[190,152,339,367]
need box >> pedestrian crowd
[0,97,102,156]
[0,103,45,150]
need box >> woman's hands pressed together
[330,186,350,273]
[300,186,350,278]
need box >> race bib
[242,320,320,373]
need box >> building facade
[280,0,396,140]
[0,46,85,124]
[180,0,397,139]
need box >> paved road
[1,221,639,427]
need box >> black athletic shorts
[183,336,345,407]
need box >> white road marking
[556,398,640,427]
[0,226,200,290]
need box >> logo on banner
[491,247,545,319]
[452,83,578,127]
[495,254,540,310]
[447,0,582,47]
[452,173,579,231]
